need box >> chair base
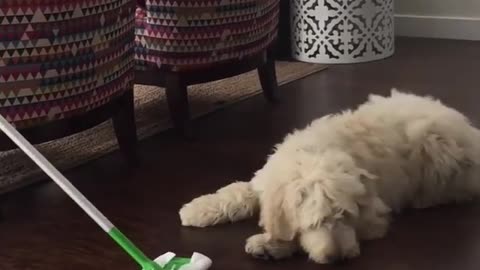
[135,47,279,137]
[0,90,138,164]
[112,90,139,165]
[259,49,280,102]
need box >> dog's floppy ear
[260,181,298,241]
[408,120,473,181]
[420,134,472,177]
[408,122,474,207]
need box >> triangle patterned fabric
[134,0,280,71]
[0,0,280,129]
[0,0,135,129]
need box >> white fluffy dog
[179,90,480,263]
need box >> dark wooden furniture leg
[112,89,138,165]
[164,72,193,138]
[135,48,277,138]
[258,49,280,102]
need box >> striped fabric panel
[0,0,135,128]
[134,0,280,71]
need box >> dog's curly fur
[179,90,480,263]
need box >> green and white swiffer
[0,115,212,270]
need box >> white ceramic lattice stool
[291,0,395,64]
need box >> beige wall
[395,0,480,18]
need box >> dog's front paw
[343,243,360,260]
[306,244,342,264]
[179,194,225,227]
[245,234,273,260]
[245,234,297,260]
[300,229,338,264]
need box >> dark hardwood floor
[2,37,480,270]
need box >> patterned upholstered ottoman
[0,0,137,161]
[135,0,281,135]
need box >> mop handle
[0,115,114,232]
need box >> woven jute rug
[0,61,327,194]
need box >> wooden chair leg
[258,49,280,102]
[112,89,138,165]
[165,72,193,138]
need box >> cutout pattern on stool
[291,0,394,63]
